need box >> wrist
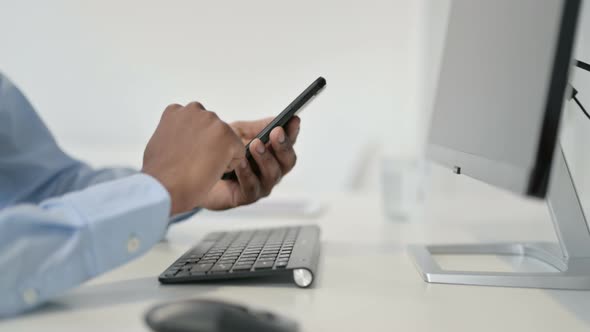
[140,170,174,216]
[141,169,204,216]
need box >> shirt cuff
[169,207,201,224]
[58,173,171,274]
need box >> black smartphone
[222,76,327,181]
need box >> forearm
[0,173,170,317]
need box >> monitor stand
[408,144,590,289]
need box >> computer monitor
[409,0,590,289]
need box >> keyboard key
[254,261,274,270]
[237,260,256,266]
[210,263,232,273]
[203,255,221,259]
[163,270,178,277]
[240,256,259,261]
[189,248,210,256]
[176,270,191,277]
[263,247,280,251]
[238,254,256,259]
[232,264,253,271]
[258,257,276,262]
[191,263,214,272]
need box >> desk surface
[3,189,590,332]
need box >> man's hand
[200,116,301,211]
[142,102,244,215]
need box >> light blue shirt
[0,73,192,317]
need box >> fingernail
[278,130,286,144]
[240,159,248,169]
[255,140,265,154]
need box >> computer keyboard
[159,225,321,288]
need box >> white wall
[0,0,423,193]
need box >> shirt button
[127,235,141,254]
[23,288,39,305]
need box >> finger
[234,158,262,204]
[249,138,282,195]
[219,121,247,172]
[186,101,206,111]
[269,127,297,174]
[162,103,183,118]
[227,139,246,172]
[285,116,301,143]
[231,117,274,140]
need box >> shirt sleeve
[0,72,142,207]
[0,72,197,222]
[0,173,171,317]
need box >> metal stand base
[408,242,590,289]
[408,145,590,290]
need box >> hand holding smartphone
[222,77,326,181]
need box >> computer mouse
[145,299,299,332]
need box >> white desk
[2,189,590,332]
